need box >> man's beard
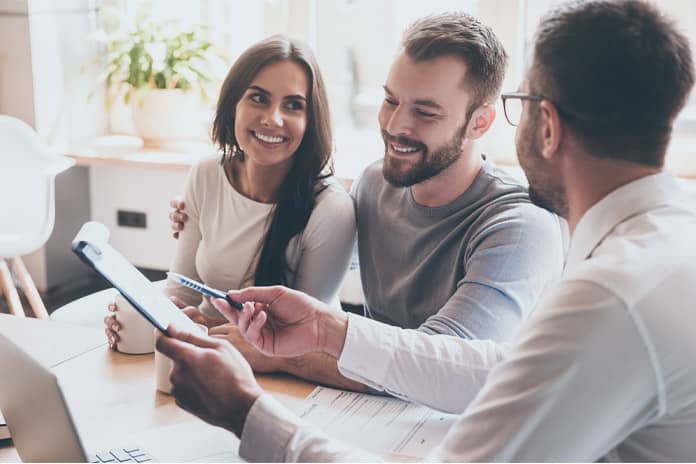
[516,115,568,217]
[382,122,469,187]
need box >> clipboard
[71,222,199,335]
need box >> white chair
[0,115,75,318]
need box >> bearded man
[168,12,565,391]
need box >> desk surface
[0,316,313,462]
[0,314,106,367]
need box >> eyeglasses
[500,92,545,127]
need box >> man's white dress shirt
[239,172,696,461]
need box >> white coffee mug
[155,323,208,394]
[113,293,155,354]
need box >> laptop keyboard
[89,446,154,463]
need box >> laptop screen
[0,333,87,462]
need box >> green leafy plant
[92,13,225,109]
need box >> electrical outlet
[117,210,147,229]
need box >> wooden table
[0,314,313,462]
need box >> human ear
[466,104,496,140]
[538,101,562,160]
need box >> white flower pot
[131,89,196,148]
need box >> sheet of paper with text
[297,386,457,459]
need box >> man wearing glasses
[159,0,696,460]
[166,12,565,391]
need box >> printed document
[297,386,457,458]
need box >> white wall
[0,9,36,126]
[89,166,189,270]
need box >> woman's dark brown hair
[212,35,333,287]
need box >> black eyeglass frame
[500,92,545,127]
[502,91,649,132]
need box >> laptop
[0,410,9,441]
[0,333,240,463]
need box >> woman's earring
[232,143,245,161]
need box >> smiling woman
[211,36,342,290]
[230,60,309,176]
[103,35,357,357]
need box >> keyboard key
[95,451,116,462]
[91,445,152,462]
[109,448,134,462]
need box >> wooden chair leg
[11,257,49,319]
[0,258,25,317]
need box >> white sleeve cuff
[337,313,398,390]
[239,393,303,462]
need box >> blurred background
[1,0,695,312]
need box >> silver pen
[166,272,243,310]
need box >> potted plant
[93,15,225,147]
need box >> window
[101,0,696,179]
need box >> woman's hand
[104,301,121,351]
[104,295,190,350]
[169,197,188,239]
[181,305,226,329]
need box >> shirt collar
[565,171,682,268]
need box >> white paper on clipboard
[72,221,199,334]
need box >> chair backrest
[0,115,75,257]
